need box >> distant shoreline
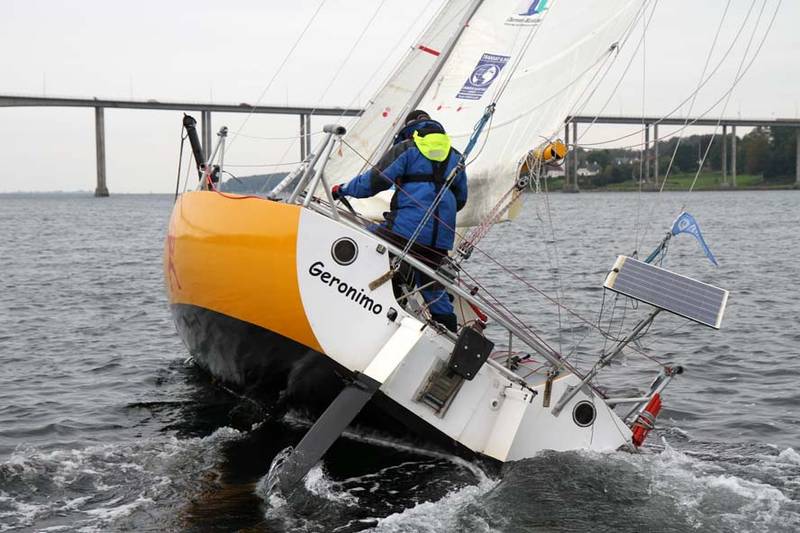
[550,184,800,193]
[540,172,799,192]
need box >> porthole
[331,237,358,266]
[573,401,596,427]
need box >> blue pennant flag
[671,212,719,266]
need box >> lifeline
[308,261,383,315]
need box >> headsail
[329,0,646,227]
[325,0,475,181]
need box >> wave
[0,427,242,532]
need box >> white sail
[330,0,646,226]
[420,0,646,226]
[326,0,475,180]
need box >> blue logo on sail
[456,53,510,100]
[519,0,548,16]
[671,212,719,266]
[507,0,549,25]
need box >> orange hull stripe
[164,192,321,352]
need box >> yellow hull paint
[164,191,322,352]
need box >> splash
[0,427,242,532]
[367,474,499,533]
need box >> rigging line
[181,134,194,194]
[637,0,733,247]
[560,50,619,141]
[576,0,762,149]
[224,161,303,168]
[452,253,559,354]
[491,0,560,104]
[338,0,475,177]
[567,1,649,145]
[634,2,649,256]
[227,0,328,151]
[510,6,654,360]
[338,138,562,355]
[573,15,780,155]
[338,139,657,361]
[467,48,616,136]
[228,1,439,173]
[558,0,654,132]
[229,130,324,142]
[485,0,651,142]
[656,0,732,189]
[309,0,391,114]
[683,0,775,203]
[487,8,533,105]
[573,0,658,145]
[174,130,187,202]
[337,0,440,130]
[464,112,495,166]
[243,0,391,175]
[338,138,623,348]
[466,281,561,358]
[538,159,566,355]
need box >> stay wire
[491,0,559,103]
[481,0,651,140]
[181,136,194,194]
[224,1,437,169]
[508,4,653,360]
[227,0,328,152]
[656,0,732,188]
[174,129,187,202]
[339,138,661,364]
[636,0,732,247]
[634,2,650,256]
[577,0,767,149]
[224,161,303,168]
[571,0,657,144]
[559,0,655,140]
[683,0,775,205]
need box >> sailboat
[164,0,728,493]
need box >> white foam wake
[0,426,242,532]
[366,474,499,533]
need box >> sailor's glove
[331,184,344,201]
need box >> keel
[274,316,426,493]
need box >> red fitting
[631,393,662,447]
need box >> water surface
[1,190,798,532]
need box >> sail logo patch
[506,0,549,26]
[456,53,510,101]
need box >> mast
[368,0,486,161]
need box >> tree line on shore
[579,125,797,187]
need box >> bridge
[2,94,798,194]
[0,94,362,196]
[562,115,800,191]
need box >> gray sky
[0,0,795,193]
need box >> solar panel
[604,256,728,329]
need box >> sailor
[332,110,467,332]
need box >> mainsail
[325,0,475,180]
[328,0,646,227]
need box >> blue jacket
[340,132,468,251]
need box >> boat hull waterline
[164,191,632,462]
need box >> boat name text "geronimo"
[308,261,383,315]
